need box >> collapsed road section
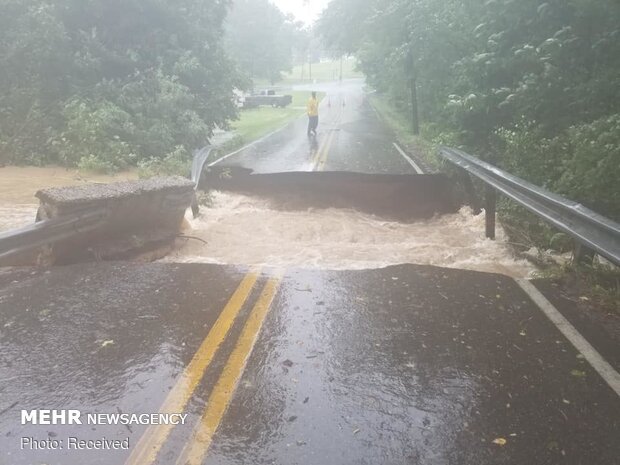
[199,167,460,221]
[165,191,535,277]
[1,79,618,465]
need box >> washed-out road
[0,79,618,465]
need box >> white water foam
[163,192,536,277]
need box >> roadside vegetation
[224,0,310,85]
[367,93,440,171]
[319,0,620,244]
[369,81,620,313]
[221,91,324,153]
[124,90,325,178]
[0,0,244,173]
[320,0,620,304]
[0,0,315,175]
[535,262,620,316]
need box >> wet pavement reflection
[0,263,246,465]
[205,266,620,465]
[1,263,618,465]
[220,79,413,175]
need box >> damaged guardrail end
[0,209,108,266]
[190,146,213,218]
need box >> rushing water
[164,191,536,277]
[0,167,536,277]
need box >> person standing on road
[307,91,319,137]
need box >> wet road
[1,78,619,465]
[0,263,618,465]
[218,79,415,174]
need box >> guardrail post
[485,185,496,240]
[438,146,620,265]
[573,242,595,265]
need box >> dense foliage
[224,0,308,84]
[0,0,241,171]
[319,0,620,220]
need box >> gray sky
[271,0,331,24]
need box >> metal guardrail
[190,146,213,217]
[439,146,620,266]
[191,146,213,188]
[0,209,108,263]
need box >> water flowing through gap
[163,191,536,277]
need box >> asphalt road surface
[216,79,416,174]
[0,80,618,465]
[1,264,618,465]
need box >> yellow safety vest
[307,98,319,116]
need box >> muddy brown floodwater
[0,168,537,277]
[164,191,537,277]
[0,166,137,232]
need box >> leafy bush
[320,0,620,231]
[137,146,191,178]
[496,115,620,221]
[58,98,137,170]
[556,115,620,221]
[494,122,566,187]
[0,0,239,171]
[77,155,117,174]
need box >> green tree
[225,0,300,84]
[318,0,620,219]
[0,0,241,170]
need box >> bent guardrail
[0,209,107,265]
[190,146,213,217]
[439,146,620,266]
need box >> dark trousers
[307,115,318,135]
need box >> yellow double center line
[312,101,344,171]
[313,131,336,171]
[176,275,282,465]
[125,270,282,465]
